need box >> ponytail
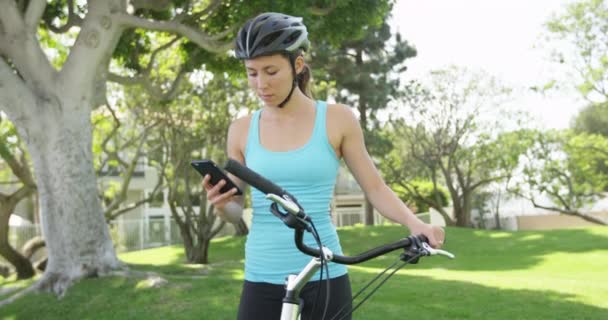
[284,50,314,99]
[297,63,313,98]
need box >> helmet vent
[284,31,301,45]
[260,31,281,47]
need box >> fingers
[202,175,238,209]
[429,226,445,249]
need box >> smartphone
[191,160,243,195]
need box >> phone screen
[191,160,243,195]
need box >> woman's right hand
[202,174,240,210]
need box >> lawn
[1,225,607,320]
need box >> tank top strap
[311,100,326,141]
[244,109,262,158]
[312,100,338,161]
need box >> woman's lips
[260,94,274,101]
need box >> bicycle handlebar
[225,159,292,199]
[294,229,426,264]
[223,159,454,264]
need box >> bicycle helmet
[235,12,310,59]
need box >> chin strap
[278,56,299,108]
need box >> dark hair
[283,50,313,99]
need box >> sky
[390,0,582,129]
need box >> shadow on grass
[348,271,608,320]
[1,267,606,320]
[338,225,608,271]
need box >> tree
[312,19,417,225]
[92,102,165,222]
[152,72,257,263]
[513,130,608,225]
[544,0,608,103]
[572,102,608,137]
[571,102,608,184]
[390,66,528,227]
[0,115,36,279]
[0,0,394,295]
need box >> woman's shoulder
[229,113,254,135]
[325,102,358,127]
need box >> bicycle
[225,159,455,320]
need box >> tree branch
[108,67,187,102]
[25,0,47,33]
[0,58,36,121]
[114,13,233,54]
[529,198,607,225]
[43,0,84,34]
[131,0,172,11]
[0,138,36,188]
[0,0,57,90]
[103,123,157,219]
[105,168,164,222]
[60,1,125,96]
[309,1,337,15]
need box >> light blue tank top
[244,100,348,284]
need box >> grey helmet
[235,12,310,59]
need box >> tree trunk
[364,197,374,226]
[20,103,122,295]
[0,206,35,279]
[179,225,211,264]
[189,240,209,264]
[454,192,473,227]
[0,188,36,279]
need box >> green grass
[1,226,607,320]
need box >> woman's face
[244,54,296,107]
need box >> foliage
[311,20,416,156]
[92,97,165,221]
[572,102,608,137]
[513,129,608,224]
[571,102,608,183]
[391,180,449,213]
[0,115,36,279]
[144,70,258,262]
[544,0,608,103]
[386,66,528,227]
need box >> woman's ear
[294,55,305,75]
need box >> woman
[203,12,445,320]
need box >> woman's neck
[263,89,315,118]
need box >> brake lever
[421,242,455,259]
[266,194,312,231]
[266,193,300,214]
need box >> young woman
[203,12,445,320]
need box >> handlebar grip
[224,159,288,196]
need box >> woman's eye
[248,73,257,77]
[267,71,277,75]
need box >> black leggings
[237,274,352,320]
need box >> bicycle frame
[280,255,326,320]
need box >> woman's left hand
[409,222,445,249]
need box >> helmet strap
[278,56,299,109]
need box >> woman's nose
[256,74,269,88]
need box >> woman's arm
[203,116,250,224]
[334,104,445,247]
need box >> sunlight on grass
[119,245,184,265]
[484,231,515,238]
[2,226,607,320]
[0,275,39,300]
[519,233,545,241]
